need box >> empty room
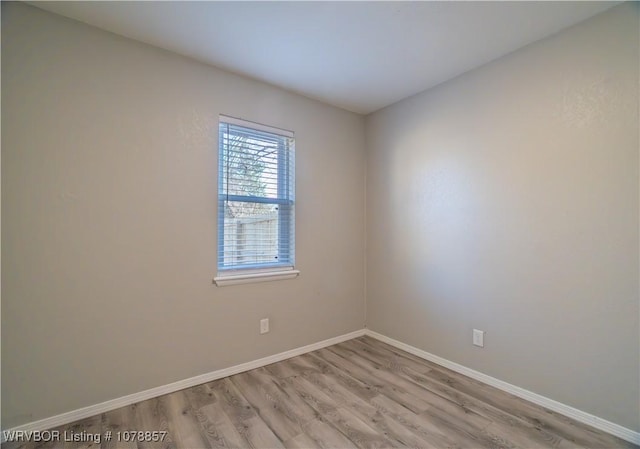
[2,1,639,448]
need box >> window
[214,116,298,286]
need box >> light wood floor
[3,336,636,449]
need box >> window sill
[214,269,300,287]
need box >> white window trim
[214,268,300,287]
[220,115,294,138]
[216,115,297,286]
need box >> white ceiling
[31,1,619,114]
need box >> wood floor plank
[325,407,401,449]
[3,337,635,449]
[242,368,318,427]
[397,365,577,448]
[424,366,630,448]
[132,396,177,449]
[483,421,583,449]
[344,337,434,375]
[403,364,579,448]
[357,346,523,449]
[184,383,217,410]
[328,343,469,417]
[312,348,433,413]
[264,356,320,380]
[207,378,257,423]
[286,372,345,415]
[298,353,378,402]
[297,363,491,449]
[235,417,285,449]
[101,405,137,449]
[208,376,285,449]
[301,373,437,449]
[60,415,101,449]
[369,393,478,449]
[164,391,210,449]
[197,402,250,449]
[283,432,320,449]
[287,370,402,449]
[231,370,305,441]
[391,349,632,449]
[358,336,444,369]
[343,340,561,448]
[302,420,358,449]
[418,403,515,449]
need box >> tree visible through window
[218,116,295,272]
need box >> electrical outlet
[473,329,484,347]
[260,318,270,334]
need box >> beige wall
[366,3,639,431]
[1,3,365,428]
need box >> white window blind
[217,116,295,273]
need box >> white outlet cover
[473,329,484,347]
[260,318,269,334]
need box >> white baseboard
[364,329,640,445]
[1,329,366,443]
